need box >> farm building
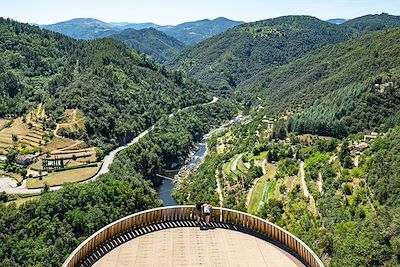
[15,153,39,167]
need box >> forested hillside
[167,16,353,93]
[3,11,400,267]
[109,28,185,63]
[171,15,400,267]
[41,18,117,39]
[238,28,400,137]
[174,102,400,267]
[0,18,210,152]
[344,13,400,34]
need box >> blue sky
[1,0,399,25]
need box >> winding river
[157,113,249,206]
[157,141,208,206]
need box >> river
[157,141,207,206]
[157,113,249,206]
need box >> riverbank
[157,113,250,206]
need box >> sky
[1,0,399,25]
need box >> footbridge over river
[63,206,324,267]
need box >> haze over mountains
[39,17,243,63]
[40,17,243,45]
[326,18,347,24]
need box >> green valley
[1,8,400,267]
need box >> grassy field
[251,151,268,161]
[247,164,277,215]
[27,164,101,188]
[223,162,231,176]
[237,158,248,173]
[47,147,97,163]
[58,109,85,133]
[0,119,10,130]
[297,134,334,143]
[0,117,44,153]
[42,137,77,152]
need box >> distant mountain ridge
[109,28,185,63]
[0,17,210,151]
[41,18,117,39]
[161,17,244,45]
[343,13,400,33]
[39,17,243,45]
[39,17,243,63]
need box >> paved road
[0,97,219,195]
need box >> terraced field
[0,132,13,154]
[0,105,47,154]
[247,164,277,215]
[42,137,78,153]
[0,119,10,130]
[26,164,101,188]
[49,147,97,164]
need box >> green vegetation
[0,100,236,266]
[167,16,353,94]
[26,164,100,188]
[176,108,400,266]
[344,13,400,34]
[239,27,400,119]
[42,17,243,46]
[113,100,237,187]
[0,18,210,152]
[3,13,400,267]
[0,174,160,266]
[247,164,277,214]
[110,28,185,63]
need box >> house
[262,119,274,130]
[15,153,39,167]
[354,142,369,154]
[376,82,396,93]
[364,132,378,143]
[0,155,7,163]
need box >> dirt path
[261,159,267,175]
[299,161,310,198]
[53,109,84,138]
[354,155,360,167]
[231,154,243,173]
[317,172,323,194]
[215,169,224,207]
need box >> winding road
[0,97,219,195]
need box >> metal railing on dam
[63,206,324,267]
